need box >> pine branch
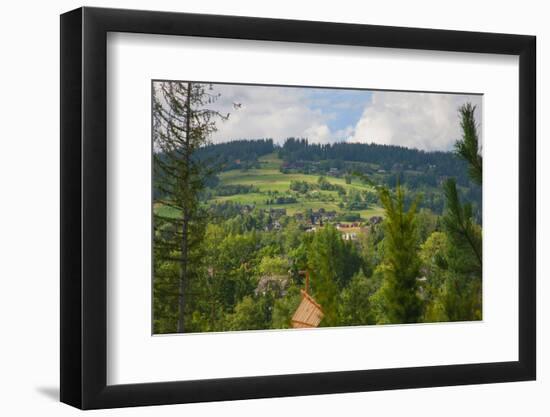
[455,103,482,185]
[443,179,482,270]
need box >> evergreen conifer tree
[376,185,423,323]
[152,81,228,333]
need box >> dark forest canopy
[277,138,472,184]
[195,138,275,170]
[193,138,469,177]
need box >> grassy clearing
[212,154,383,218]
[220,169,372,193]
[211,193,270,205]
[257,152,283,169]
[155,153,385,220]
[154,202,181,219]
[357,207,385,218]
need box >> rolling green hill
[209,153,384,219]
[155,138,481,222]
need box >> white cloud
[304,124,331,144]
[349,91,482,151]
[334,125,355,142]
[208,84,350,144]
[203,83,482,151]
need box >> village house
[240,204,254,214]
[337,222,360,229]
[369,216,383,225]
[307,208,337,225]
[342,232,358,241]
[309,212,322,225]
[324,211,337,221]
[269,208,287,219]
[265,220,282,232]
[255,274,290,297]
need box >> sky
[204,83,482,152]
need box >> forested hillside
[186,138,482,216]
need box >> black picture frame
[60,6,536,410]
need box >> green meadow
[210,153,383,218]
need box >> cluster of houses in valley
[293,208,337,225]
[264,208,286,231]
[304,221,376,241]
[267,207,339,226]
[247,205,383,240]
[303,213,383,241]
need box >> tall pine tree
[376,185,423,323]
[152,81,228,333]
[438,103,483,321]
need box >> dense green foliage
[308,225,363,325]
[455,103,482,186]
[374,186,423,323]
[196,138,274,171]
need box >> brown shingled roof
[291,289,324,328]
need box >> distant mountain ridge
[196,137,471,184]
[191,137,481,216]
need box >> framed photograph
[60,7,536,409]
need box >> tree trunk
[177,82,192,333]
[178,215,189,332]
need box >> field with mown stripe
[154,153,385,220]
[209,153,383,218]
